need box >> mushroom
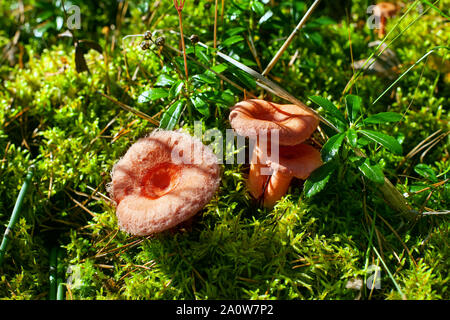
[229,99,319,146]
[109,130,220,236]
[229,99,320,206]
[262,143,322,207]
[374,2,398,38]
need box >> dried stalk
[262,0,321,76]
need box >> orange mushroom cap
[375,2,397,17]
[229,99,319,146]
[109,130,220,236]
[265,143,323,180]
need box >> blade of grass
[372,246,407,300]
[420,0,449,19]
[343,0,432,95]
[372,46,449,105]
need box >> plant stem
[177,11,189,82]
[174,0,189,83]
[214,0,219,49]
[0,167,34,267]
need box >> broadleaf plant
[305,94,404,197]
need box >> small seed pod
[140,40,150,50]
[189,34,199,45]
[144,30,152,41]
[155,36,165,47]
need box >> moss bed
[0,0,448,300]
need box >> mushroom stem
[378,15,387,38]
[247,144,269,199]
[248,163,269,200]
[263,171,293,208]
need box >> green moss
[0,0,448,300]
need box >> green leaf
[138,88,169,103]
[358,159,385,184]
[414,163,438,183]
[363,112,403,124]
[190,95,210,116]
[225,27,246,36]
[345,94,362,124]
[168,80,184,99]
[346,129,358,147]
[221,90,235,106]
[304,161,337,198]
[321,133,345,162]
[310,17,337,26]
[154,74,175,87]
[195,49,210,65]
[159,100,184,130]
[309,96,347,129]
[192,73,217,85]
[251,1,265,15]
[222,35,244,47]
[230,68,256,89]
[359,130,403,155]
[304,32,323,46]
[210,63,228,74]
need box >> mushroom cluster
[109,130,220,236]
[229,99,322,207]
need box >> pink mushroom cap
[109,130,221,236]
[375,2,397,18]
[264,143,323,179]
[229,99,319,146]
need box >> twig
[64,190,96,218]
[422,210,450,216]
[261,0,321,76]
[97,92,160,126]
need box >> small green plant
[304,94,404,198]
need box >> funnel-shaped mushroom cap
[110,130,220,236]
[375,2,397,17]
[266,143,322,179]
[229,99,319,146]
